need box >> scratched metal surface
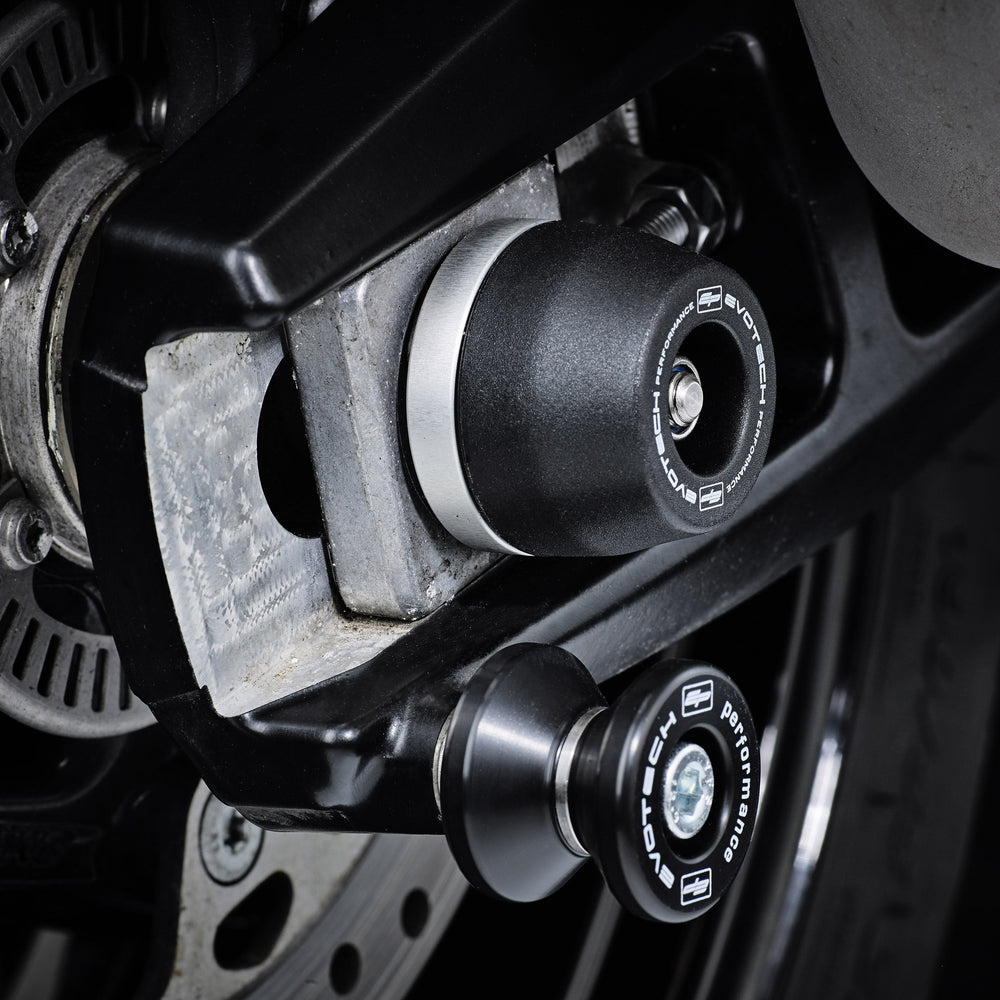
[143,328,410,717]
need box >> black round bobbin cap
[569,661,760,922]
[406,220,776,557]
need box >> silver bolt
[668,358,704,439]
[0,499,53,571]
[0,207,39,274]
[199,795,265,885]
[662,742,715,840]
[629,201,690,247]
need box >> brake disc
[161,784,466,1000]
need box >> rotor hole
[2,68,30,125]
[257,356,324,539]
[91,649,105,711]
[110,1,126,64]
[12,618,38,680]
[37,634,59,697]
[63,643,82,706]
[119,1,155,66]
[117,661,131,710]
[0,600,19,650]
[26,43,51,102]
[213,871,293,971]
[329,943,361,995]
[401,888,430,938]
[0,124,9,153]
[53,21,75,82]
[81,12,98,71]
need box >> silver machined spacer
[668,357,704,439]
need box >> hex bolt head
[662,742,715,840]
[199,794,265,884]
[0,207,39,274]
[0,499,54,571]
[627,164,727,254]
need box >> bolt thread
[629,201,689,247]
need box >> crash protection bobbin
[437,644,761,922]
[405,219,775,557]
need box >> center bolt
[668,358,704,439]
[662,742,715,839]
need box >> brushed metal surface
[143,328,410,717]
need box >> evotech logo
[680,868,713,905]
[699,482,725,511]
[681,679,714,716]
[696,285,722,313]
